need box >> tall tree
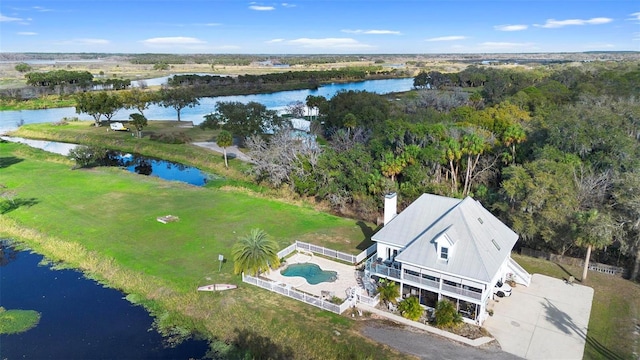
[232,229,280,276]
[157,87,200,122]
[75,91,121,127]
[572,209,616,281]
[128,113,147,138]
[612,172,640,281]
[217,130,233,168]
[201,101,283,141]
[121,89,156,117]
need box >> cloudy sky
[1,0,638,54]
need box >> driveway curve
[361,322,521,360]
[192,142,253,162]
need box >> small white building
[365,193,531,325]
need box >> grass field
[0,141,402,359]
[512,254,640,360]
[4,125,640,359]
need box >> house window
[440,247,449,260]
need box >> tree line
[238,60,640,280]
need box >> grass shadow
[230,327,294,360]
[554,262,581,282]
[0,156,24,169]
[1,198,40,214]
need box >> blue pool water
[281,263,337,285]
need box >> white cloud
[281,3,296,8]
[286,37,373,49]
[17,31,37,35]
[425,35,466,42]
[0,13,23,22]
[634,32,640,41]
[535,17,613,28]
[249,5,275,11]
[342,29,401,35]
[628,12,640,22]
[141,37,206,45]
[494,24,528,31]
[55,38,110,46]
[32,6,54,12]
[266,38,284,43]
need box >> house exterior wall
[365,255,494,325]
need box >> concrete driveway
[483,274,594,360]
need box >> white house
[365,193,531,325]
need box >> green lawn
[512,254,640,360]
[0,141,400,360]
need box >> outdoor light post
[218,254,224,272]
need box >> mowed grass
[512,254,640,360]
[0,142,401,359]
[11,121,252,182]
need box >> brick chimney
[384,192,397,226]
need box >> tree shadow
[554,263,581,282]
[0,241,19,267]
[355,221,380,251]
[542,298,624,360]
[1,197,40,214]
[0,156,24,169]
[229,328,294,360]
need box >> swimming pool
[280,263,337,285]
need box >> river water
[0,243,209,359]
[0,77,413,133]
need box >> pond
[113,153,214,186]
[1,137,214,186]
[0,241,210,359]
[0,77,414,133]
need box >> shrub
[397,296,423,321]
[434,299,463,327]
[377,279,399,304]
[68,145,109,168]
[149,132,192,144]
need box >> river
[0,77,414,133]
[0,242,209,359]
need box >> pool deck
[263,252,359,300]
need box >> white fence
[358,293,380,307]
[279,240,376,265]
[242,273,353,314]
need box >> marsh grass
[0,308,41,334]
[0,141,401,359]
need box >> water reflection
[0,241,210,359]
[110,152,213,186]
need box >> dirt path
[192,142,253,163]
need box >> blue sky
[1,0,638,54]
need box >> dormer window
[440,246,449,260]
[435,232,454,262]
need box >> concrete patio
[483,273,594,359]
[263,252,360,301]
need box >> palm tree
[573,209,616,281]
[377,279,400,305]
[216,130,233,168]
[232,229,280,276]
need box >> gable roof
[372,194,518,284]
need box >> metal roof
[372,194,519,284]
